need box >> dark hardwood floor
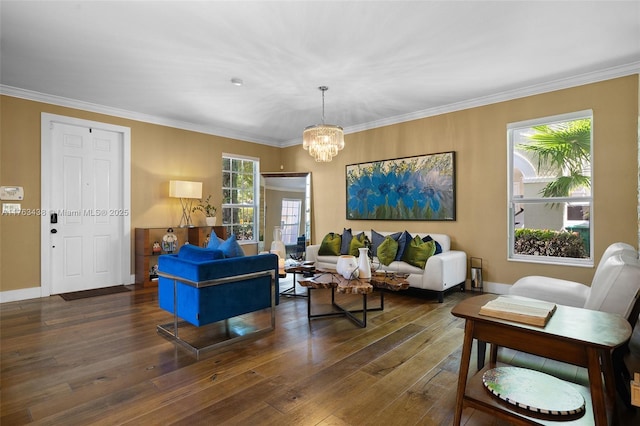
[1,278,638,425]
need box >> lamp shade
[169,180,202,199]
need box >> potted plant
[192,195,217,226]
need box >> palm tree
[519,118,591,198]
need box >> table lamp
[169,180,202,227]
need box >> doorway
[41,113,131,295]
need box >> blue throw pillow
[422,235,443,255]
[340,228,353,255]
[207,234,224,249]
[395,230,412,261]
[178,244,224,262]
[370,230,385,255]
[219,234,245,258]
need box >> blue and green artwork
[346,151,455,221]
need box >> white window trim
[507,110,594,267]
[222,153,260,242]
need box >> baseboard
[0,286,44,303]
[465,280,510,295]
[1,274,136,304]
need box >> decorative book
[479,296,556,326]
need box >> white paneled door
[49,122,124,294]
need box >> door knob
[51,229,57,234]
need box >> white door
[49,122,124,294]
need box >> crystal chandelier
[303,86,344,162]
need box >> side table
[451,294,631,425]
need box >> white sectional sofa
[306,230,467,302]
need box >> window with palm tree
[508,110,593,264]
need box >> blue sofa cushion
[219,234,245,258]
[395,230,412,261]
[158,253,279,326]
[207,235,224,249]
[178,244,224,262]
[340,228,352,254]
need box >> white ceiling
[1,1,639,148]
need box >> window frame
[279,198,302,245]
[221,153,260,242]
[507,110,594,267]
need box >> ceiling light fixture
[302,86,344,162]
[231,77,243,86]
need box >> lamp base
[177,198,195,228]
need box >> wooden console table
[451,294,631,425]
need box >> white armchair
[507,242,640,409]
[509,242,640,321]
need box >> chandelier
[303,86,344,162]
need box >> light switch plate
[2,203,21,214]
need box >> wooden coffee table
[451,294,632,425]
[298,269,409,327]
[280,262,315,298]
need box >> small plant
[192,195,217,217]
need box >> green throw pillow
[402,236,436,269]
[377,236,399,266]
[318,232,342,256]
[348,232,366,256]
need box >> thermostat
[0,186,24,200]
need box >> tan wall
[0,96,282,292]
[1,75,638,294]
[282,75,639,287]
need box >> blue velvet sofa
[157,244,280,357]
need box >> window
[280,198,302,245]
[221,155,259,241]
[507,110,593,265]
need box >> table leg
[586,347,608,425]
[477,340,486,370]
[454,320,475,426]
[600,348,619,424]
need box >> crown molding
[0,85,283,147]
[281,62,640,147]
[3,61,639,149]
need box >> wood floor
[1,279,638,425]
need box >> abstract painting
[346,151,455,221]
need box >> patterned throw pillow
[377,236,399,266]
[402,236,436,269]
[318,232,342,256]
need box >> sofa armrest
[422,250,467,291]
[509,276,589,308]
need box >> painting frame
[346,151,456,221]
